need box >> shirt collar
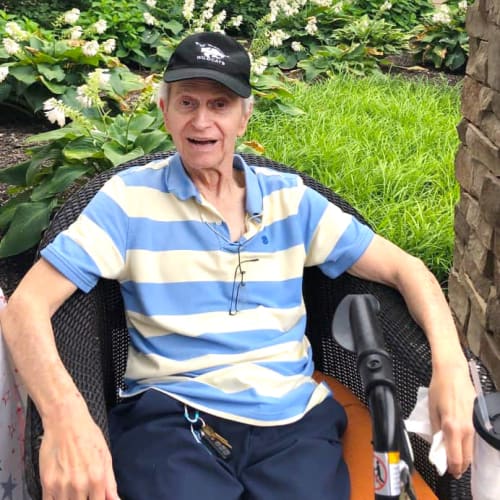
[164,152,263,218]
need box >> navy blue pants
[109,390,349,499]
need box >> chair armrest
[24,284,112,500]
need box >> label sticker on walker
[373,451,401,496]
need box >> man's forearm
[1,258,87,421]
[393,256,467,369]
[2,293,89,421]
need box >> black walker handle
[332,294,416,500]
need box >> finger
[442,421,464,477]
[460,426,474,475]
[87,463,107,500]
[104,455,120,500]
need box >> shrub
[410,0,471,72]
[76,0,185,71]
[0,10,130,115]
[253,1,411,80]
[0,69,172,257]
[0,0,90,28]
[346,0,434,31]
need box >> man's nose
[192,106,212,128]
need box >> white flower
[432,7,452,24]
[82,40,99,57]
[90,68,111,87]
[93,20,108,34]
[76,85,93,108]
[182,0,195,20]
[252,56,268,76]
[200,0,216,22]
[305,17,318,36]
[211,10,227,32]
[102,38,116,54]
[230,15,243,27]
[359,18,370,30]
[70,26,83,40]
[291,41,304,52]
[43,98,66,127]
[64,8,80,25]
[5,21,21,37]
[5,21,28,41]
[267,1,279,23]
[332,2,344,14]
[458,0,468,11]
[381,1,392,11]
[143,12,158,26]
[0,66,9,83]
[311,0,332,6]
[269,29,289,48]
[146,0,157,7]
[3,38,21,55]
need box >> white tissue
[404,387,448,476]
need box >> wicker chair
[25,151,495,499]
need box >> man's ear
[159,98,169,131]
[237,102,253,137]
[159,97,166,113]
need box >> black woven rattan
[25,151,495,500]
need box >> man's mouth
[188,138,217,145]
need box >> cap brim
[163,68,251,98]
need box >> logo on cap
[195,42,228,66]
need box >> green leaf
[134,130,171,154]
[164,20,184,35]
[36,63,65,82]
[25,126,81,144]
[8,65,38,86]
[102,143,144,166]
[26,146,62,185]
[0,160,31,186]
[0,190,31,230]
[28,35,45,51]
[22,83,52,113]
[109,68,144,96]
[156,44,174,61]
[0,82,12,102]
[31,164,91,201]
[279,54,298,71]
[275,101,305,116]
[39,75,67,95]
[0,200,56,258]
[127,114,156,136]
[63,137,103,160]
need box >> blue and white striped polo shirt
[42,153,374,426]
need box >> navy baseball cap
[163,32,251,98]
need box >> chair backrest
[25,151,496,500]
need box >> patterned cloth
[42,154,374,426]
[0,287,30,500]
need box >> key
[200,423,232,460]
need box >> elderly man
[2,32,474,499]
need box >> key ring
[184,405,200,424]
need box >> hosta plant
[0,69,172,257]
[0,9,124,115]
[410,0,471,72]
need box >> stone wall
[448,0,500,388]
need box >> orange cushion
[313,372,437,500]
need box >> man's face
[161,79,252,174]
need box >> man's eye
[212,100,227,109]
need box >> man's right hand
[40,410,119,500]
